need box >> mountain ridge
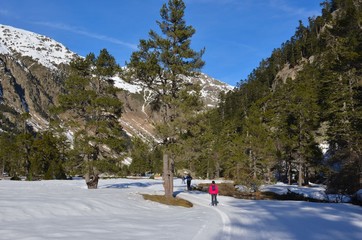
[0,23,233,140]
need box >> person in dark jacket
[186,174,192,191]
[208,181,219,206]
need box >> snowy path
[178,183,362,240]
[178,192,232,240]
[170,179,362,240]
[0,178,361,240]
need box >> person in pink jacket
[208,181,219,206]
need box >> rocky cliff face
[0,24,233,139]
[0,24,75,131]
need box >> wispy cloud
[186,0,249,7]
[32,21,138,50]
[0,9,10,16]
[0,8,19,18]
[269,0,320,19]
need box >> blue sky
[0,0,322,86]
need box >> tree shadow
[102,181,163,189]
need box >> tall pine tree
[127,0,205,197]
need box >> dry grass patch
[142,194,193,208]
[197,182,237,196]
[197,182,266,199]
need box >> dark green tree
[129,137,153,175]
[316,0,362,192]
[30,131,67,180]
[270,65,322,186]
[15,133,34,180]
[57,49,125,188]
[0,133,17,178]
[127,0,205,197]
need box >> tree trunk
[253,156,257,180]
[215,159,220,179]
[0,161,3,179]
[207,158,210,179]
[163,153,174,198]
[298,161,303,187]
[213,152,220,179]
[85,173,99,189]
[304,166,309,185]
[359,164,362,189]
[287,161,291,185]
[266,166,271,184]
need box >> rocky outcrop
[0,24,75,131]
[0,53,68,131]
[272,56,315,91]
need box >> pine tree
[271,65,321,186]
[127,0,205,197]
[0,133,17,178]
[30,131,67,180]
[129,137,153,175]
[57,49,125,188]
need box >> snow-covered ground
[0,178,361,240]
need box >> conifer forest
[0,0,361,194]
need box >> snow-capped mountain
[0,24,233,139]
[0,24,76,69]
[0,24,76,132]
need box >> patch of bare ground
[196,183,327,202]
[196,182,271,200]
[142,194,193,208]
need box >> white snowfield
[0,178,361,240]
[0,24,76,69]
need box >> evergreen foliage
[191,0,361,193]
[0,130,69,180]
[56,49,126,182]
[127,0,205,197]
[0,0,360,196]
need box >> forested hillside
[0,0,360,195]
[180,0,361,193]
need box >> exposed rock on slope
[0,24,233,140]
[0,24,76,131]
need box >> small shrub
[10,176,21,181]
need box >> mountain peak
[0,24,233,138]
[0,24,77,69]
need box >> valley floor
[0,178,361,240]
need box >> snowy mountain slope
[112,72,234,105]
[0,23,232,103]
[185,73,234,107]
[113,72,234,143]
[0,24,77,133]
[0,24,76,69]
[0,24,233,142]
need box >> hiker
[208,181,219,206]
[181,173,187,184]
[186,174,192,190]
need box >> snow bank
[0,179,361,240]
[259,182,353,202]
